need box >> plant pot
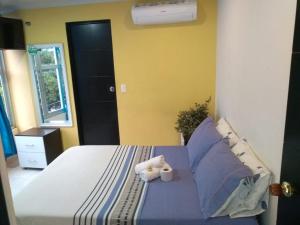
[180,133,185,146]
[180,133,189,146]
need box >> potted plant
[175,98,211,145]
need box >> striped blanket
[74,145,153,225]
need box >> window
[0,51,14,127]
[28,44,72,127]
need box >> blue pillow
[187,117,222,172]
[194,140,252,219]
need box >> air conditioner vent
[132,0,197,25]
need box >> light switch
[121,84,127,93]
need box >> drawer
[18,152,47,169]
[15,136,45,153]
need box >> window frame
[0,51,15,127]
[28,43,73,127]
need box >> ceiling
[0,0,124,14]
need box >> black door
[277,3,300,224]
[66,20,120,145]
[0,176,10,225]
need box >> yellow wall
[8,0,217,148]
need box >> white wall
[216,1,297,225]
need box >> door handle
[109,86,115,93]
[281,181,295,197]
[269,182,296,197]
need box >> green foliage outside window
[41,70,61,111]
[40,50,55,64]
[36,50,61,112]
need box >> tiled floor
[6,156,41,197]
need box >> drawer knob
[28,159,37,163]
[25,144,35,147]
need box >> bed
[14,145,258,225]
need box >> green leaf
[175,97,211,141]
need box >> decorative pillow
[212,139,272,218]
[187,117,222,172]
[194,140,252,219]
[228,139,272,217]
[216,118,239,147]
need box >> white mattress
[14,145,118,225]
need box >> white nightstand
[15,128,63,169]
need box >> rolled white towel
[160,163,173,182]
[135,155,165,174]
[140,167,161,182]
[161,162,172,170]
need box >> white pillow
[216,118,239,147]
[231,139,269,175]
[228,139,272,218]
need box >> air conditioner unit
[131,0,197,25]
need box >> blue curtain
[0,97,17,158]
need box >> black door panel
[66,20,120,145]
[80,102,118,125]
[70,22,113,50]
[277,4,300,222]
[81,102,119,144]
[75,51,114,76]
[293,4,300,52]
[284,54,300,133]
[87,77,116,101]
[75,77,116,102]
[278,57,300,223]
